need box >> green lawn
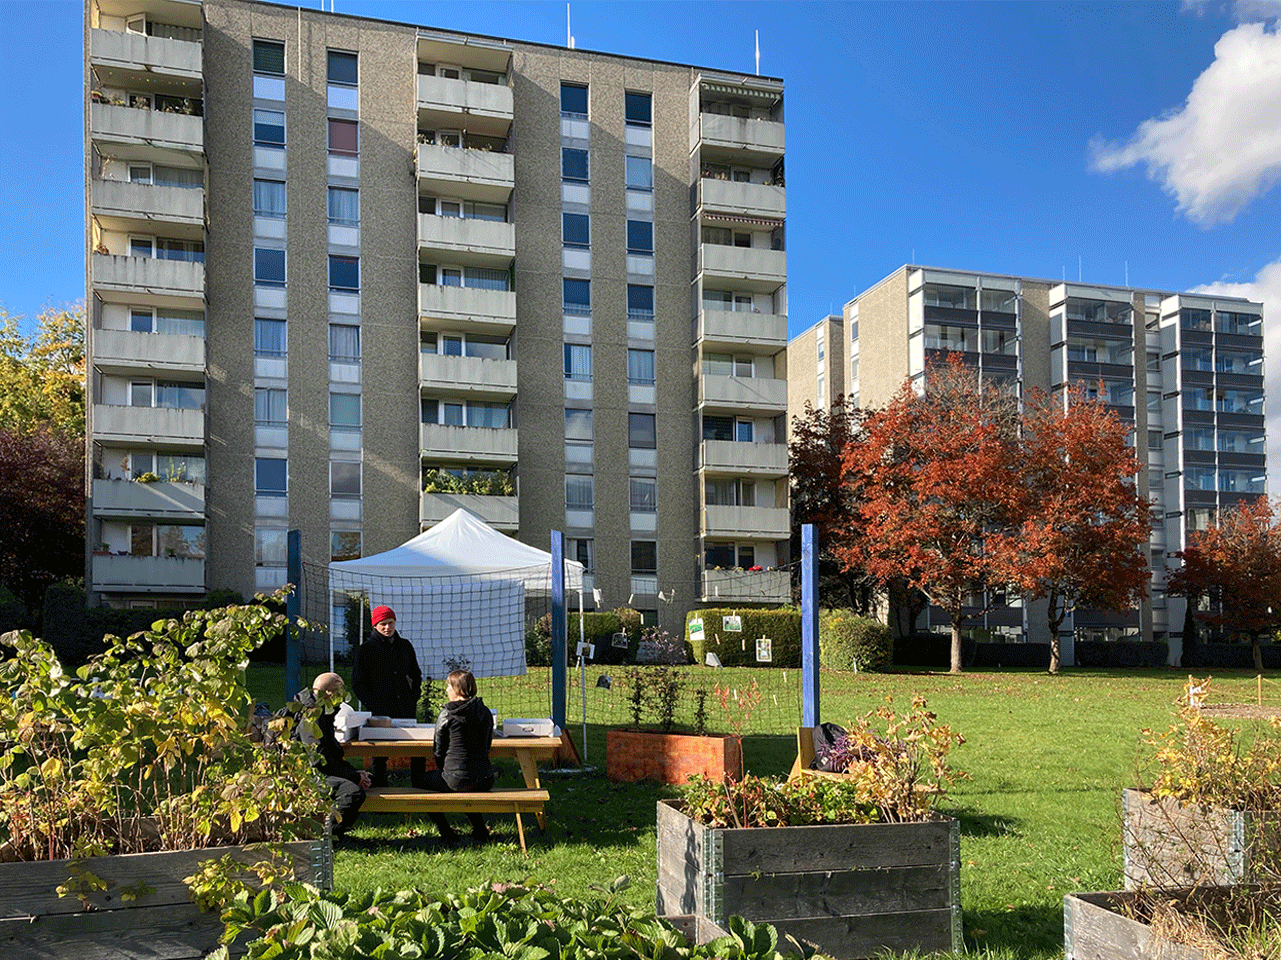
[247,663,1276,960]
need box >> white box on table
[360,723,435,740]
[501,718,555,737]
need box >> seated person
[421,669,493,843]
[294,672,371,836]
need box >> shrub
[531,611,630,664]
[687,607,801,667]
[820,610,892,672]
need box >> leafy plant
[638,625,687,665]
[680,773,880,828]
[415,675,439,723]
[422,467,514,496]
[819,610,892,672]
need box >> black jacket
[434,695,494,790]
[351,631,422,718]
[292,688,362,785]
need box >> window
[565,408,593,443]
[255,527,288,565]
[816,332,824,360]
[704,543,734,568]
[564,343,592,381]
[328,118,358,156]
[626,220,653,254]
[331,461,361,498]
[1148,430,1163,451]
[624,91,651,126]
[255,318,286,357]
[253,39,285,76]
[562,147,588,181]
[563,278,591,315]
[1180,308,1213,331]
[331,531,361,562]
[625,155,652,190]
[923,284,975,310]
[706,478,755,506]
[631,540,657,575]
[329,255,359,290]
[630,477,656,512]
[702,352,733,377]
[256,458,287,497]
[253,179,286,219]
[702,415,733,442]
[328,187,358,225]
[155,380,204,409]
[627,284,654,321]
[736,419,754,442]
[568,537,594,572]
[566,475,594,510]
[255,247,285,287]
[134,308,201,335]
[560,83,588,118]
[330,393,361,429]
[253,109,284,147]
[627,349,655,385]
[254,387,286,425]
[629,413,656,449]
[466,401,509,428]
[563,212,590,248]
[327,50,357,85]
[155,238,204,262]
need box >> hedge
[818,610,893,672]
[527,610,640,666]
[687,607,801,668]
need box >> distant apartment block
[85,0,789,629]
[788,265,1266,664]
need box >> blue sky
[3,0,1280,469]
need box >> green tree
[0,303,86,437]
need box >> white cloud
[1181,1,1281,23]
[1092,22,1281,225]
[1191,258,1281,493]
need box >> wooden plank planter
[606,730,740,785]
[1122,788,1281,889]
[0,838,331,960]
[1064,889,1213,960]
[655,799,960,960]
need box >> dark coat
[351,631,422,718]
[292,688,362,785]
[434,695,494,790]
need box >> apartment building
[788,265,1266,664]
[84,0,789,631]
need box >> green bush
[530,611,632,665]
[820,610,892,672]
[686,607,801,668]
[0,584,29,636]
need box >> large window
[563,278,591,315]
[565,408,593,443]
[560,83,588,118]
[253,179,285,219]
[629,413,656,449]
[563,212,590,248]
[627,284,654,321]
[330,393,361,429]
[562,147,588,182]
[254,247,285,287]
[329,255,359,291]
[564,344,592,381]
[626,220,653,254]
[568,537,593,573]
[702,415,733,442]
[566,475,594,510]
[253,39,285,76]
[627,349,655,385]
[331,461,361,498]
[253,109,285,148]
[630,477,657,512]
[631,540,657,575]
[255,527,287,566]
[255,458,287,497]
[624,91,651,126]
[327,50,357,85]
[329,323,360,363]
[328,187,359,225]
[331,531,361,563]
[254,387,286,425]
[255,318,286,357]
[328,118,358,156]
[625,155,652,190]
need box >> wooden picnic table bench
[361,786,550,853]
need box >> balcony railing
[417,142,514,199]
[92,403,204,444]
[418,284,516,332]
[92,478,205,521]
[419,353,517,398]
[417,215,514,261]
[698,178,786,221]
[697,308,787,351]
[90,27,202,80]
[92,179,204,226]
[91,102,203,154]
[93,328,204,375]
[92,554,205,594]
[700,439,788,477]
[92,253,204,301]
[420,423,517,463]
[701,568,790,604]
[421,493,518,531]
[698,374,787,413]
[695,112,785,157]
[699,244,787,290]
[417,74,513,133]
[702,505,790,539]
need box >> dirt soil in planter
[1201,703,1281,720]
[1129,884,1281,960]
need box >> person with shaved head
[294,672,370,836]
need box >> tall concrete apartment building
[84,0,790,632]
[788,265,1266,664]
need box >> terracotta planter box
[1122,787,1281,889]
[656,799,961,960]
[0,838,330,960]
[606,729,740,785]
[1064,888,1223,960]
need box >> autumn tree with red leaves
[1167,497,1281,673]
[1012,387,1153,673]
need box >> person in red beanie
[351,605,423,787]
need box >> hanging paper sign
[722,615,742,633]
[612,632,629,649]
[755,636,773,663]
[688,618,704,640]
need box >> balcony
[92,403,204,444]
[92,554,205,594]
[93,328,203,375]
[419,284,516,334]
[91,102,202,155]
[700,440,788,477]
[92,179,203,227]
[417,143,514,201]
[697,308,787,352]
[421,493,518,531]
[417,74,512,134]
[698,178,785,221]
[701,568,790,604]
[698,374,787,414]
[92,478,205,521]
[92,253,203,302]
[419,354,516,399]
[699,244,786,291]
[702,505,791,539]
[418,215,514,262]
[695,112,785,160]
[90,27,201,82]
[420,423,517,464]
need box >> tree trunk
[1046,589,1063,675]
[1048,635,1061,675]
[950,619,963,674]
[1254,637,1264,673]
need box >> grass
[247,663,1278,960]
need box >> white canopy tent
[328,508,584,678]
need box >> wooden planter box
[655,799,960,960]
[1064,889,1221,960]
[0,838,331,960]
[1122,787,1281,889]
[606,730,740,785]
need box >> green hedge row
[684,607,892,672]
[526,609,643,666]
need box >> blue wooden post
[550,530,567,729]
[286,529,301,702]
[801,523,819,727]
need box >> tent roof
[329,508,584,588]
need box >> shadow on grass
[948,804,1021,838]
[964,903,1064,958]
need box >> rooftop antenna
[567,3,575,48]
[1078,255,1082,282]
[755,29,760,76]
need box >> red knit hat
[371,605,396,627]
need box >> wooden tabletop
[342,735,562,759]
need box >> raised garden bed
[606,730,740,785]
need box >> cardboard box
[502,718,555,737]
[360,723,435,740]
